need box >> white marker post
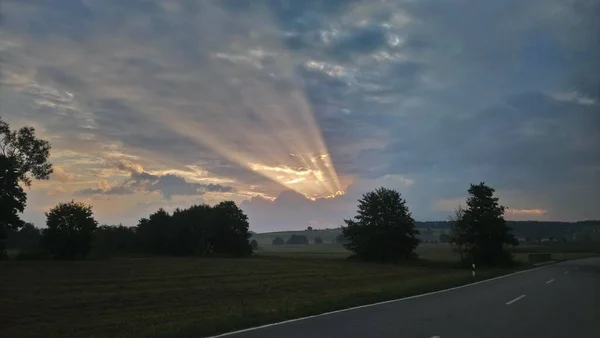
[472,263,476,277]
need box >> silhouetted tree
[0,156,27,230]
[210,201,253,256]
[314,236,323,244]
[136,208,172,255]
[93,225,137,254]
[1,118,52,259]
[42,201,98,260]
[0,117,52,187]
[135,201,252,257]
[306,226,313,231]
[342,187,421,262]
[0,221,7,259]
[7,222,42,252]
[169,204,212,256]
[450,183,518,266]
[250,239,258,250]
[286,234,309,245]
[272,237,284,245]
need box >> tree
[42,201,98,260]
[449,182,518,266]
[250,239,258,250]
[93,224,137,255]
[135,202,253,257]
[1,118,52,258]
[286,234,309,245]
[272,237,284,245]
[0,117,53,187]
[0,156,27,229]
[314,236,323,244]
[210,201,253,256]
[306,226,313,231]
[136,208,172,255]
[9,222,42,252]
[342,187,421,262]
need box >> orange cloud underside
[505,208,547,215]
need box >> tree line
[416,220,600,241]
[1,117,597,266]
[6,201,254,260]
[1,117,255,260]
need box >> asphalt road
[210,257,600,338]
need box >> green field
[2,242,595,338]
[256,242,458,261]
[251,228,446,245]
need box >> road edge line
[206,261,561,337]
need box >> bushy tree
[135,201,252,257]
[210,201,252,256]
[272,237,284,245]
[0,156,27,230]
[314,236,323,244]
[342,187,421,262]
[286,234,309,245]
[42,201,98,260]
[136,208,172,255]
[0,117,52,186]
[1,118,52,259]
[93,225,137,254]
[7,222,42,252]
[449,182,518,266]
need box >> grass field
[1,242,595,338]
[251,228,446,245]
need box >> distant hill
[251,220,600,245]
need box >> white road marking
[564,271,569,275]
[546,279,555,284]
[506,295,526,305]
[207,262,566,338]
[430,336,441,338]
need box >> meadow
[1,240,595,338]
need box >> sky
[1,0,598,232]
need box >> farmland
[2,240,595,338]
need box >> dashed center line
[546,279,555,284]
[506,295,526,305]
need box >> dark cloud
[79,171,234,199]
[3,0,599,226]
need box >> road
[210,257,600,338]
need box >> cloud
[1,0,598,226]
[241,190,354,232]
[550,91,596,106]
[50,166,76,182]
[111,159,144,174]
[78,170,234,199]
[506,209,548,216]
